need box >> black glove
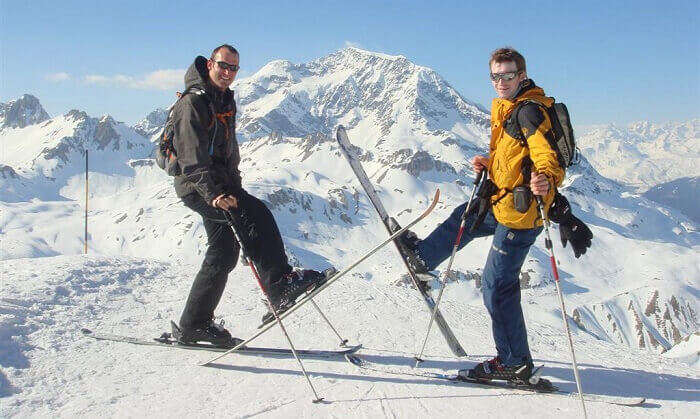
[548,192,593,258]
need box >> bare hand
[530,173,550,196]
[212,194,238,210]
[471,155,489,173]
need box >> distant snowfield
[1,255,698,417]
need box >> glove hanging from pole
[467,177,497,233]
[548,192,593,258]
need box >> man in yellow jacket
[401,47,564,383]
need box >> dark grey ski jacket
[172,56,242,203]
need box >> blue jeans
[417,202,542,366]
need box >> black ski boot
[171,319,242,347]
[458,357,536,384]
[261,267,337,326]
[387,217,430,275]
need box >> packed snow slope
[1,48,698,417]
[2,256,698,417]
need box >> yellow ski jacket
[488,80,565,229]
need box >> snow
[1,48,699,417]
[662,334,700,369]
[2,255,698,417]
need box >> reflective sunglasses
[216,61,240,72]
[490,71,521,82]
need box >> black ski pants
[178,190,292,329]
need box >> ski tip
[346,344,363,353]
[312,397,328,404]
[611,397,646,406]
[336,125,346,137]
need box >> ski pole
[222,211,325,403]
[308,297,349,346]
[414,171,483,365]
[536,195,587,418]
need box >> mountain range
[1,47,697,370]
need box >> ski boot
[171,319,243,347]
[260,267,337,327]
[387,217,431,275]
[457,357,556,391]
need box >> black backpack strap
[507,100,551,145]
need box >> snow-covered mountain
[0,107,153,203]
[1,48,698,417]
[577,119,699,191]
[133,108,168,140]
[233,47,490,145]
[642,176,699,224]
[0,94,50,130]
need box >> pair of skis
[336,125,467,357]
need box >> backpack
[509,99,579,168]
[155,87,216,176]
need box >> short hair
[489,47,526,72]
[210,44,239,60]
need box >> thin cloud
[344,40,364,49]
[46,72,71,82]
[83,69,185,90]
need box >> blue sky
[1,0,698,126]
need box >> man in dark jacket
[171,45,331,345]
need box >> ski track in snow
[1,255,698,418]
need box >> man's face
[490,60,527,99]
[207,49,239,91]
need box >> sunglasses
[216,61,240,72]
[490,71,521,82]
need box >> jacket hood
[184,56,210,91]
[184,56,233,105]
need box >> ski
[81,328,361,358]
[336,125,467,357]
[346,355,646,406]
[201,189,441,365]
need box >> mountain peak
[65,109,89,122]
[338,46,408,62]
[0,94,50,129]
[232,47,488,142]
